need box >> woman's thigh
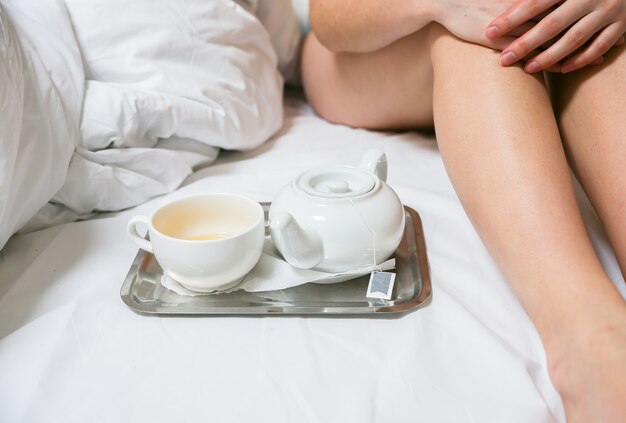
[301,27,435,130]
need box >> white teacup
[127,193,265,292]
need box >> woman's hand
[433,0,532,50]
[487,0,626,73]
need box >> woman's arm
[309,0,434,53]
[310,0,527,54]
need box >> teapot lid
[296,166,377,198]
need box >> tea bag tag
[366,271,396,301]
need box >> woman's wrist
[425,0,443,26]
[376,0,438,49]
[409,0,437,26]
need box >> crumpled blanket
[0,0,300,249]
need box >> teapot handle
[360,149,388,182]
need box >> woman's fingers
[561,23,625,72]
[489,0,625,72]
[498,1,590,66]
[486,35,525,52]
[532,4,561,22]
[509,21,537,37]
[487,0,561,38]
[543,51,603,72]
[522,14,602,72]
[545,63,563,72]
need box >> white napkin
[160,238,396,296]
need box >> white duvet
[0,0,83,249]
[0,0,300,249]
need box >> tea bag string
[348,197,382,272]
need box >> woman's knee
[301,31,435,129]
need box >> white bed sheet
[1,92,624,423]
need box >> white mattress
[1,92,624,423]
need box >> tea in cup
[127,193,265,292]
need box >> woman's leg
[301,31,434,130]
[549,45,626,277]
[427,25,626,422]
[302,25,626,421]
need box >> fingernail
[487,25,500,38]
[525,60,541,73]
[592,57,604,65]
[500,51,517,66]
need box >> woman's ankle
[545,303,626,398]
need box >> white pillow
[0,0,83,249]
[66,0,283,152]
[45,0,285,216]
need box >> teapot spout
[270,212,324,269]
[360,149,388,182]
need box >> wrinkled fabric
[4,94,618,422]
[0,0,83,249]
[2,0,300,244]
[50,0,285,217]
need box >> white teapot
[269,149,405,273]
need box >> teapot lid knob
[327,180,350,193]
[297,168,376,198]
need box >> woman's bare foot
[548,305,626,422]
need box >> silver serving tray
[120,204,431,315]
